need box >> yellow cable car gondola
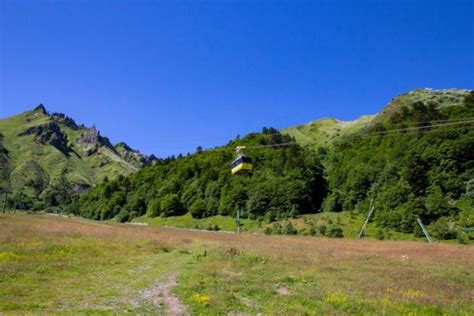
[231,146,253,175]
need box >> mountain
[69,88,473,240]
[0,104,156,206]
[283,89,470,149]
[317,88,474,234]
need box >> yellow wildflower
[191,294,211,305]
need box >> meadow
[135,211,422,241]
[0,213,472,315]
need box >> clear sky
[1,0,473,157]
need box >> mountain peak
[33,104,48,115]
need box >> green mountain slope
[283,115,374,149]
[282,89,470,149]
[70,88,473,241]
[0,105,156,207]
[321,89,474,235]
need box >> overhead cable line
[150,117,474,146]
[195,119,474,153]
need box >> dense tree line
[323,92,474,233]
[68,129,326,222]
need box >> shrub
[160,194,185,217]
[326,225,344,238]
[375,228,385,240]
[283,221,297,235]
[430,218,457,240]
[457,231,468,244]
[190,198,207,219]
[263,227,273,235]
[272,222,283,234]
[147,198,161,217]
[318,224,327,236]
[116,209,129,223]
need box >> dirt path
[142,273,188,315]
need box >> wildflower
[404,289,423,299]
[325,292,349,304]
[191,294,211,305]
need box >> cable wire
[184,119,474,154]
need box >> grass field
[1,213,473,315]
[135,212,422,241]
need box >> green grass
[1,213,473,315]
[137,209,474,244]
[176,247,470,315]
[136,211,421,241]
[0,214,191,314]
[135,213,258,232]
[282,115,374,149]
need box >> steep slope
[0,104,156,207]
[114,142,157,169]
[282,115,374,149]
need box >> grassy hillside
[375,88,470,124]
[282,115,374,149]
[1,213,472,314]
[282,89,470,150]
[0,105,155,209]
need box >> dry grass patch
[0,213,472,315]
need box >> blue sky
[1,0,473,157]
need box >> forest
[68,129,326,223]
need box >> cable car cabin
[231,155,253,175]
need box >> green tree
[160,193,185,217]
[147,198,161,217]
[190,198,207,218]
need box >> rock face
[76,125,101,156]
[76,125,119,156]
[18,121,71,155]
[33,104,48,115]
[114,142,158,168]
[51,112,79,130]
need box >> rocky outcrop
[51,112,79,130]
[75,125,115,156]
[114,142,158,168]
[18,122,71,155]
[33,104,48,115]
